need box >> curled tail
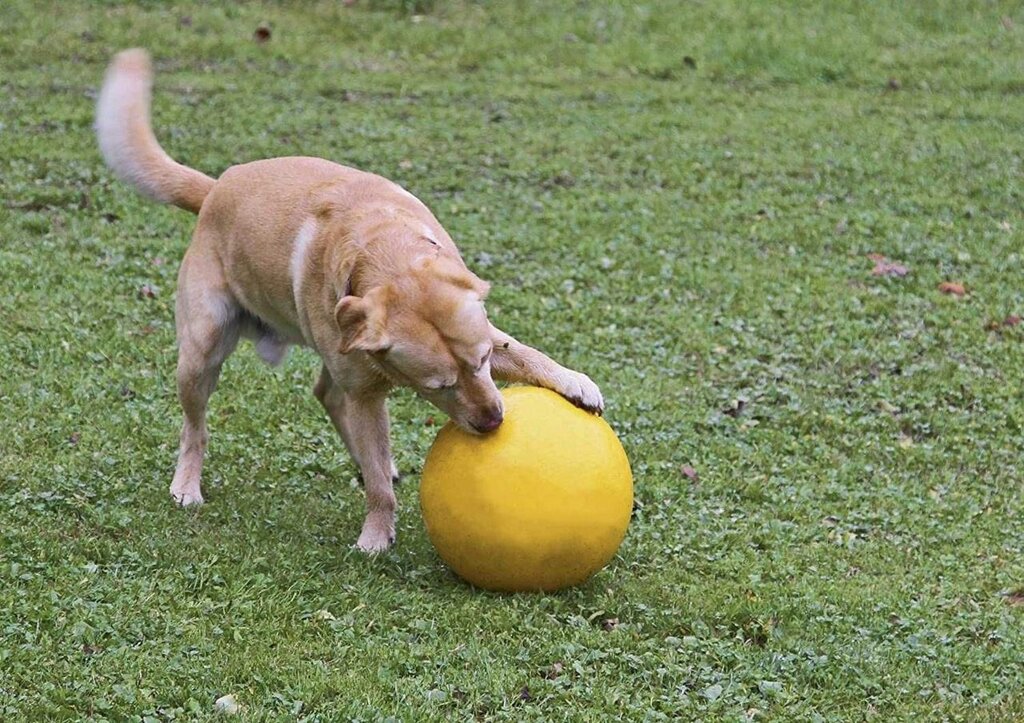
[96,49,214,214]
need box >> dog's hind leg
[169,250,241,506]
[313,366,397,552]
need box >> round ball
[420,386,633,592]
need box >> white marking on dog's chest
[290,218,318,307]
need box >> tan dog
[96,49,604,552]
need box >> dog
[95,49,604,552]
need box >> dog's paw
[356,517,396,554]
[555,370,605,415]
[170,483,204,507]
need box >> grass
[2,0,1024,719]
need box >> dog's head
[335,255,503,433]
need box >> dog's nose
[472,409,504,433]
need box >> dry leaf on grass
[985,315,1020,331]
[722,398,748,417]
[1001,590,1024,606]
[938,281,966,297]
[541,662,564,679]
[868,254,909,277]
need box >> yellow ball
[420,386,633,592]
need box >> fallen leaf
[253,23,271,43]
[138,284,158,299]
[877,399,899,415]
[986,315,1020,331]
[548,170,575,188]
[1003,590,1024,606]
[869,255,909,277]
[680,464,699,482]
[722,398,747,417]
[69,432,81,446]
[425,416,435,426]
[600,617,619,631]
[541,662,564,679]
[938,281,966,297]
[214,694,240,715]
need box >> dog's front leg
[489,324,604,413]
[316,376,397,552]
[347,392,397,552]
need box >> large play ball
[420,386,633,592]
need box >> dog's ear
[415,256,490,299]
[466,274,491,299]
[335,286,391,354]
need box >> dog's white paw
[170,483,204,507]
[555,370,605,414]
[356,516,396,554]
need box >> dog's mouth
[470,418,502,434]
[463,407,504,435]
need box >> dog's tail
[96,49,214,215]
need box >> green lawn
[2,1,1024,720]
